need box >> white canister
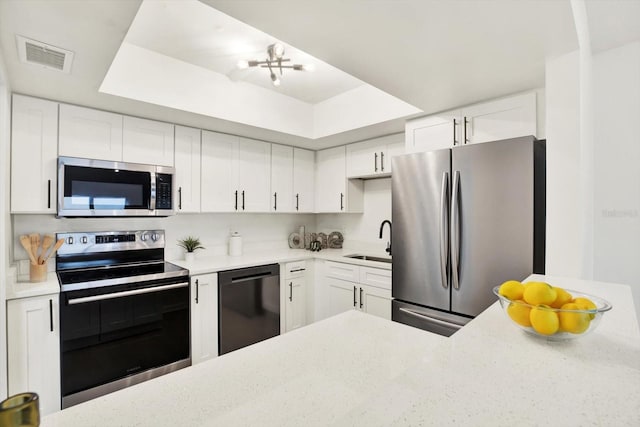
[229,232,242,256]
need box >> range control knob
[151,233,159,242]
[81,236,88,244]
[66,236,74,245]
[140,234,148,241]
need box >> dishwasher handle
[219,264,280,286]
[230,273,274,284]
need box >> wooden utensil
[19,235,38,265]
[29,234,39,263]
[39,234,55,264]
[42,238,64,264]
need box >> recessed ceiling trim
[16,35,74,73]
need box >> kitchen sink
[344,254,392,264]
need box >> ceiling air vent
[16,35,74,73]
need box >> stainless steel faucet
[379,220,392,256]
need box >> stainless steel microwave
[57,157,175,217]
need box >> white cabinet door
[460,92,536,144]
[284,277,306,332]
[10,95,58,213]
[292,148,315,213]
[381,139,405,174]
[59,103,123,161]
[359,266,392,290]
[271,144,294,212]
[346,139,381,178]
[405,109,460,153]
[201,131,238,212]
[316,146,363,213]
[174,126,201,213]
[7,294,61,416]
[191,273,218,365]
[122,116,174,166]
[325,277,357,318]
[237,137,271,212]
[359,285,392,320]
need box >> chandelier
[237,43,313,86]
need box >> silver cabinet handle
[242,190,245,211]
[49,298,53,332]
[450,170,461,290]
[439,171,449,289]
[353,286,357,307]
[399,308,463,330]
[289,282,293,301]
[195,279,199,304]
[47,179,51,209]
[374,152,378,172]
[178,187,182,210]
[359,287,363,309]
[296,193,299,211]
[68,282,188,305]
[234,190,238,211]
[380,152,385,172]
[274,192,277,211]
[340,193,344,211]
[463,116,469,144]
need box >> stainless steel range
[56,230,190,408]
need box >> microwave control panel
[155,173,173,210]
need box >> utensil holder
[0,392,40,426]
[29,263,47,283]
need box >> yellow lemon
[523,282,557,306]
[530,305,560,335]
[507,300,532,327]
[499,280,524,300]
[573,297,597,320]
[559,303,591,334]
[550,287,573,308]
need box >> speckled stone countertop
[41,274,640,426]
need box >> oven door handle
[66,282,189,305]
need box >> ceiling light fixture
[237,43,313,86]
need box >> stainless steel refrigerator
[391,136,545,336]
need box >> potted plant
[177,236,204,262]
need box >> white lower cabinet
[190,273,218,365]
[7,294,61,415]
[322,261,391,320]
[281,261,307,333]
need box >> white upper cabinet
[292,148,315,213]
[315,146,363,213]
[174,126,201,213]
[460,92,537,144]
[201,132,271,212]
[59,103,123,161]
[405,109,461,153]
[201,130,237,212]
[405,91,537,153]
[237,137,271,212]
[10,95,58,213]
[346,133,404,178]
[122,116,174,166]
[270,144,294,212]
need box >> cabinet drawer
[325,261,359,283]
[359,266,392,290]
[284,261,307,278]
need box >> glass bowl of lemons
[492,280,612,341]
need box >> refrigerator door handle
[439,171,449,289]
[451,170,461,290]
[399,308,464,330]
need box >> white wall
[316,178,392,255]
[545,51,585,277]
[592,41,640,317]
[0,44,10,401]
[12,213,316,267]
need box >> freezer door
[392,149,451,311]
[392,300,470,337]
[450,136,535,317]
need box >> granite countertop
[41,274,640,426]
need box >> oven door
[58,156,155,217]
[59,277,190,408]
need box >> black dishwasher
[218,264,280,355]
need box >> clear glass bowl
[492,286,613,341]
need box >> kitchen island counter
[42,275,640,426]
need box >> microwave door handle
[149,172,156,211]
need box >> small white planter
[184,252,195,263]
